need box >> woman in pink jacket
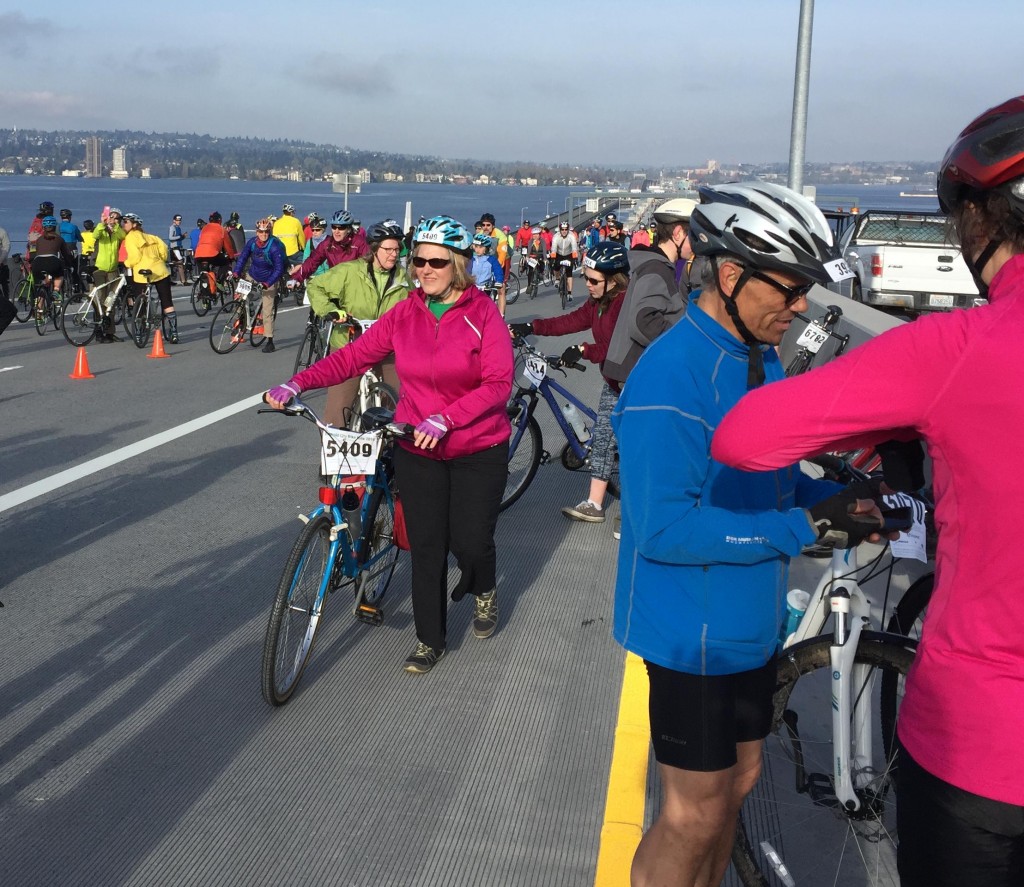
[266,216,513,675]
[712,96,1024,887]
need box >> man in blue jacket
[611,182,875,886]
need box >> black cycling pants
[393,442,507,651]
[898,745,1024,886]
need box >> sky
[1,1,1022,169]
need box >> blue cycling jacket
[611,294,835,675]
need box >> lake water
[0,176,939,252]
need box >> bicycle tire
[33,286,48,336]
[885,572,932,641]
[249,306,266,348]
[126,292,151,349]
[731,631,916,887]
[293,326,322,375]
[356,485,400,607]
[559,272,568,310]
[368,381,399,415]
[505,271,521,305]
[190,278,212,317]
[210,300,245,354]
[61,295,99,347]
[260,513,334,705]
[13,278,33,322]
[500,408,542,511]
[51,295,64,331]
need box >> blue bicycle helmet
[41,215,57,228]
[331,210,354,227]
[414,215,471,252]
[472,233,493,248]
[366,219,403,244]
[583,240,630,274]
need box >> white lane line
[0,393,265,515]
[0,366,24,373]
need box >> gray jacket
[604,246,685,383]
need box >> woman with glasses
[266,215,513,674]
[302,219,412,421]
[231,217,286,353]
[509,241,630,526]
[289,209,369,288]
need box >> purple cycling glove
[414,414,449,441]
[267,381,300,406]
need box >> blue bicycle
[501,335,599,510]
[259,399,411,705]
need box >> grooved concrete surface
[0,285,627,887]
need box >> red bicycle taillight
[319,486,339,506]
[870,255,883,277]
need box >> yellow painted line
[594,651,650,886]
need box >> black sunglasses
[331,224,351,231]
[751,270,814,305]
[412,256,452,269]
[584,275,604,286]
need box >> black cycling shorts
[645,658,775,772]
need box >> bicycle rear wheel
[249,305,266,347]
[125,292,151,348]
[500,404,542,511]
[505,271,521,305]
[293,326,322,375]
[13,278,33,322]
[61,295,99,347]
[261,514,335,706]
[33,287,49,336]
[356,485,400,608]
[190,278,212,316]
[731,632,916,887]
[210,300,245,354]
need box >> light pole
[545,200,551,220]
[521,206,528,225]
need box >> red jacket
[292,231,369,282]
[195,222,237,259]
[290,286,513,460]
[530,293,625,386]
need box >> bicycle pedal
[356,603,384,626]
[539,450,551,465]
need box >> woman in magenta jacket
[509,241,629,528]
[266,216,513,675]
[713,97,1024,887]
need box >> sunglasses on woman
[411,256,452,269]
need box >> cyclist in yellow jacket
[273,204,306,265]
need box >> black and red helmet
[938,96,1024,221]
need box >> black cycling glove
[509,322,532,338]
[808,487,882,548]
[875,438,926,493]
[560,345,583,366]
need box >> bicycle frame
[783,545,880,813]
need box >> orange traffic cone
[69,346,95,380]
[147,329,170,359]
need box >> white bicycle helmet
[652,197,697,224]
[689,182,851,286]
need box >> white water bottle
[562,402,588,441]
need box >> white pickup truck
[827,211,983,313]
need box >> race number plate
[795,321,829,353]
[527,258,539,268]
[521,247,528,255]
[235,279,252,296]
[320,428,382,476]
[523,356,547,388]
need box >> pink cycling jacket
[712,253,1024,806]
[290,285,512,461]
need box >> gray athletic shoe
[473,589,498,638]
[562,500,605,523]
[613,513,621,540]
[403,642,446,674]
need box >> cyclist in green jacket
[305,219,413,426]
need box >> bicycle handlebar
[258,397,413,439]
[511,334,586,373]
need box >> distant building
[111,146,128,179]
[140,167,152,179]
[358,168,372,184]
[85,136,102,177]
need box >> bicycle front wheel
[249,306,266,348]
[500,406,542,511]
[293,326,321,375]
[505,271,521,305]
[368,381,399,414]
[210,300,245,354]
[559,274,568,310]
[732,632,916,887]
[61,295,99,347]
[14,278,33,322]
[261,514,335,706]
[356,486,400,608]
